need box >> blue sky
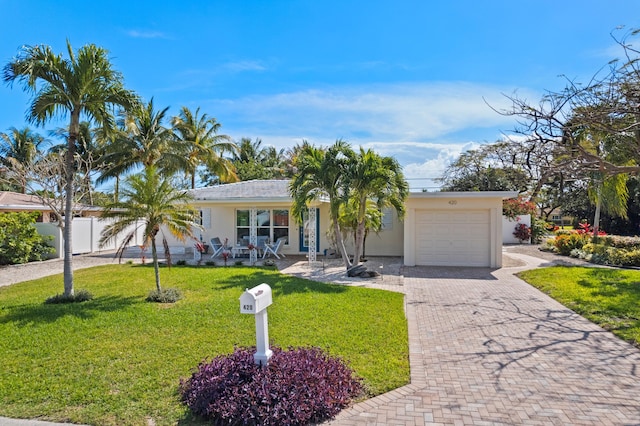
[1,1,640,189]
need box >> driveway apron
[328,253,640,425]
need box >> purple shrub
[180,346,363,425]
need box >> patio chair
[210,237,226,258]
[262,236,287,259]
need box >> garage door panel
[415,209,490,267]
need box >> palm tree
[171,106,237,188]
[99,166,200,293]
[0,127,46,193]
[347,148,408,266]
[98,98,180,184]
[3,41,139,297]
[290,140,354,268]
[336,197,383,260]
[229,137,287,181]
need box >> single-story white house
[182,180,518,268]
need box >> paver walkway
[327,251,640,425]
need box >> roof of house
[0,191,51,210]
[190,180,293,202]
[0,191,103,213]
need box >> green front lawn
[0,264,409,426]
[518,266,640,346]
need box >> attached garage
[404,191,517,268]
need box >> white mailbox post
[239,283,273,366]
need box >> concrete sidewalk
[0,418,82,426]
[327,251,640,425]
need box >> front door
[299,208,320,252]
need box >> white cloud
[208,81,539,189]
[221,61,268,72]
[126,29,168,39]
[212,82,533,142]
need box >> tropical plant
[336,197,382,260]
[0,127,46,193]
[226,137,288,182]
[3,41,139,297]
[502,195,537,220]
[290,140,354,268]
[171,106,237,188]
[513,222,532,243]
[99,166,200,294]
[346,148,409,267]
[291,141,408,270]
[0,211,53,265]
[180,346,363,425]
[97,98,181,193]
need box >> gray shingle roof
[190,180,292,201]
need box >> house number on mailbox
[243,304,253,311]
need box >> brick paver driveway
[328,252,640,425]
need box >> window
[381,207,394,230]
[199,208,211,229]
[236,209,289,245]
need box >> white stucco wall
[502,215,532,244]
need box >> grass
[518,266,640,346]
[0,264,409,426]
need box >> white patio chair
[262,237,287,259]
[210,237,226,258]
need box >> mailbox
[239,283,274,366]
[240,283,273,314]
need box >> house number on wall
[448,200,457,205]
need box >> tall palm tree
[98,98,180,184]
[99,166,200,293]
[290,140,354,268]
[0,127,46,193]
[3,41,139,297]
[347,148,409,266]
[171,106,237,188]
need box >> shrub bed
[180,346,363,425]
[553,232,590,256]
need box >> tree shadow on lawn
[212,268,349,296]
[0,295,141,326]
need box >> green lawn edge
[0,264,409,426]
[518,265,640,347]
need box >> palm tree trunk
[332,217,352,269]
[351,196,368,266]
[593,182,602,242]
[63,116,79,297]
[151,237,162,292]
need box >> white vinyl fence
[35,217,145,259]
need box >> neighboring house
[0,190,102,221]
[181,180,517,268]
[0,190,141,258]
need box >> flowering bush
[180,346,363,425]
[513,223,531,242]
[554,233,590,255]
[502,196,536,220]
[575,221,606,236]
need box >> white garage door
[415,209,490,267]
